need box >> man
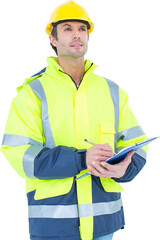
[1,1,147,240]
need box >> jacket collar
[45,56,97,77]
[17,57,98,93]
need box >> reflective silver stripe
[2,134,43,178]
[105,78,119,151]
[29,80,55,148]
[28,199,122,219]
[28,205,78,218]
[117,126,145,141]
[2,134,43,147]
[136,148,147,159]
[23,145,43,178]
[117,147,147,159]
[79,198,122,217]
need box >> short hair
[50,24,58,55]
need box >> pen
[84,138,116,155]
[84,139,96,145]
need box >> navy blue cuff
[76,149,87,171]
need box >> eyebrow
[61,24,87,29]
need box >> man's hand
[86,143,135,179]
[86,143,114,171]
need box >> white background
[0,0,160,239]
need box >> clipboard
[76,136,159,180]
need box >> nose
[72,30,81,40]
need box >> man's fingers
[88,165,101,176]
[93,144,114,158]
[92,161,112,174]
[100,161,113,170]
[88,163,113,178]
[86,143,115,176]
[123,150,135,163]
[127,150,135,158]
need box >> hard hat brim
[45,19,94,35]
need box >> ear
[49,35,57,47]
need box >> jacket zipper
[59,63,93,90]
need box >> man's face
[50,21,89,58]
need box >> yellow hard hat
[45,1,94,35]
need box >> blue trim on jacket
[28,176,125,239]
[27,183,81,239]
[34,146,87,179]
[91,176,125,238]
[31,68,46,77]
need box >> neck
[58,56,85,85]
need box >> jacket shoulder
[103,77,127,98]
[103,77,119,89]
[17,67,46,93]
[31,67,46,77]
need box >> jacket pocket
[34,177,74,200]
[99,121,115,149]
[100,177,124,193]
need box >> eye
[80,27,87,31]
[64,27,72,31]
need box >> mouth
[70,42,83,48]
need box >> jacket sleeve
[113,88,147,183]
[1,84,87,180]
[113,153,146,183]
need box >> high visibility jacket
[1,57,147,240]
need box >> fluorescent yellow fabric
[1,145,30,178]
[76,173,93,240]
[100,178,124,192]
[34,177,74,200]
[117,88,146,149]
